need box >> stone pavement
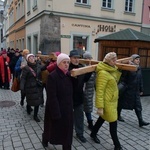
[0,88,150,150]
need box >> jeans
[73,104,84,136]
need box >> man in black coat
[69,50,91,143]
[118,54,150,127]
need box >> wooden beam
[71,57,137,77]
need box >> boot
[34,116,40,122]
[88,120,93,130]
[118,116,125,122]
[20,99,24,106]
[135,110,150,127]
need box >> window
[33,34,38,53]
[27,0,31,12]
[76,0,88,4]
[73,36,88,51]
[33,0,37,6]
[22,38,24,50]
[27,36,31,51]
[149,7,150,20]
[32,0,37,11]
[125,0,134,12]
[102,0,112,9]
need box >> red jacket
[0,56,11,83]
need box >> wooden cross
[70,57,137,77]
[37,54,137,77]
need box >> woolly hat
[1,49,7,54]
[22,49,29,56]
[83,52,92,59]
[26,54,35,61]
[103,52,117,63]
[57,53,70,65]
[131,54,140,61]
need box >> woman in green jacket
[90,52,122,150]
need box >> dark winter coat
[43,67,73,145]
[9,55,20,74]
[69,63,91,108]
[118,66,143,110]
[84,72,96,113]
[20,62,43,106]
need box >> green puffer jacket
[95,62,121,122]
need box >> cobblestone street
[0,88,150,150]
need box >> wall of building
[60,17,141,59]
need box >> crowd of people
[0,47,149,150]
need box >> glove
[97,108,104,116]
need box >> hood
[96,61,118,73]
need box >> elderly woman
[42,53,73,150]
[20,54,43,122]
[90,52,122,150]
[118,54,150,127]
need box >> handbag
[11,77,20,92]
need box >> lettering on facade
[72,24,91,28]
[96,25,116,34]
[61,35,71,38]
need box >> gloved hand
[97,108,104,116]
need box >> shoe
[118,116,125,122]
[20,100,24,106]
[40,104,44,107]
[90,133,100,144]
[139,121,150,127]
[34,116,40,122]
[76,134,87,143]
[114,146,123,150]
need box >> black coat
[69,63,91,108]
[43,67,73,145]
[118,66,143,110]
[20,62,43,106]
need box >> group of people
[0,47,149,150]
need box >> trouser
[92,116,121,147]
[85,112,92,121]
[27,105,39,117]
[34,106,39,117]
[73,104,84,136]
[21,90,26,102]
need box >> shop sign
[61,35,71,38]
[96,25,116,34]
[72,24,91,28]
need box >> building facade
[3,0,25,50]
[4,0,146,59]
[141,0,150,36]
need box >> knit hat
[103,52,117,63]
[131,54,140,61]
[22,49,29,56]
[26,54,35,61]
[83,52,92,59]
[1,49,7,54]
[57,53,70,65]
